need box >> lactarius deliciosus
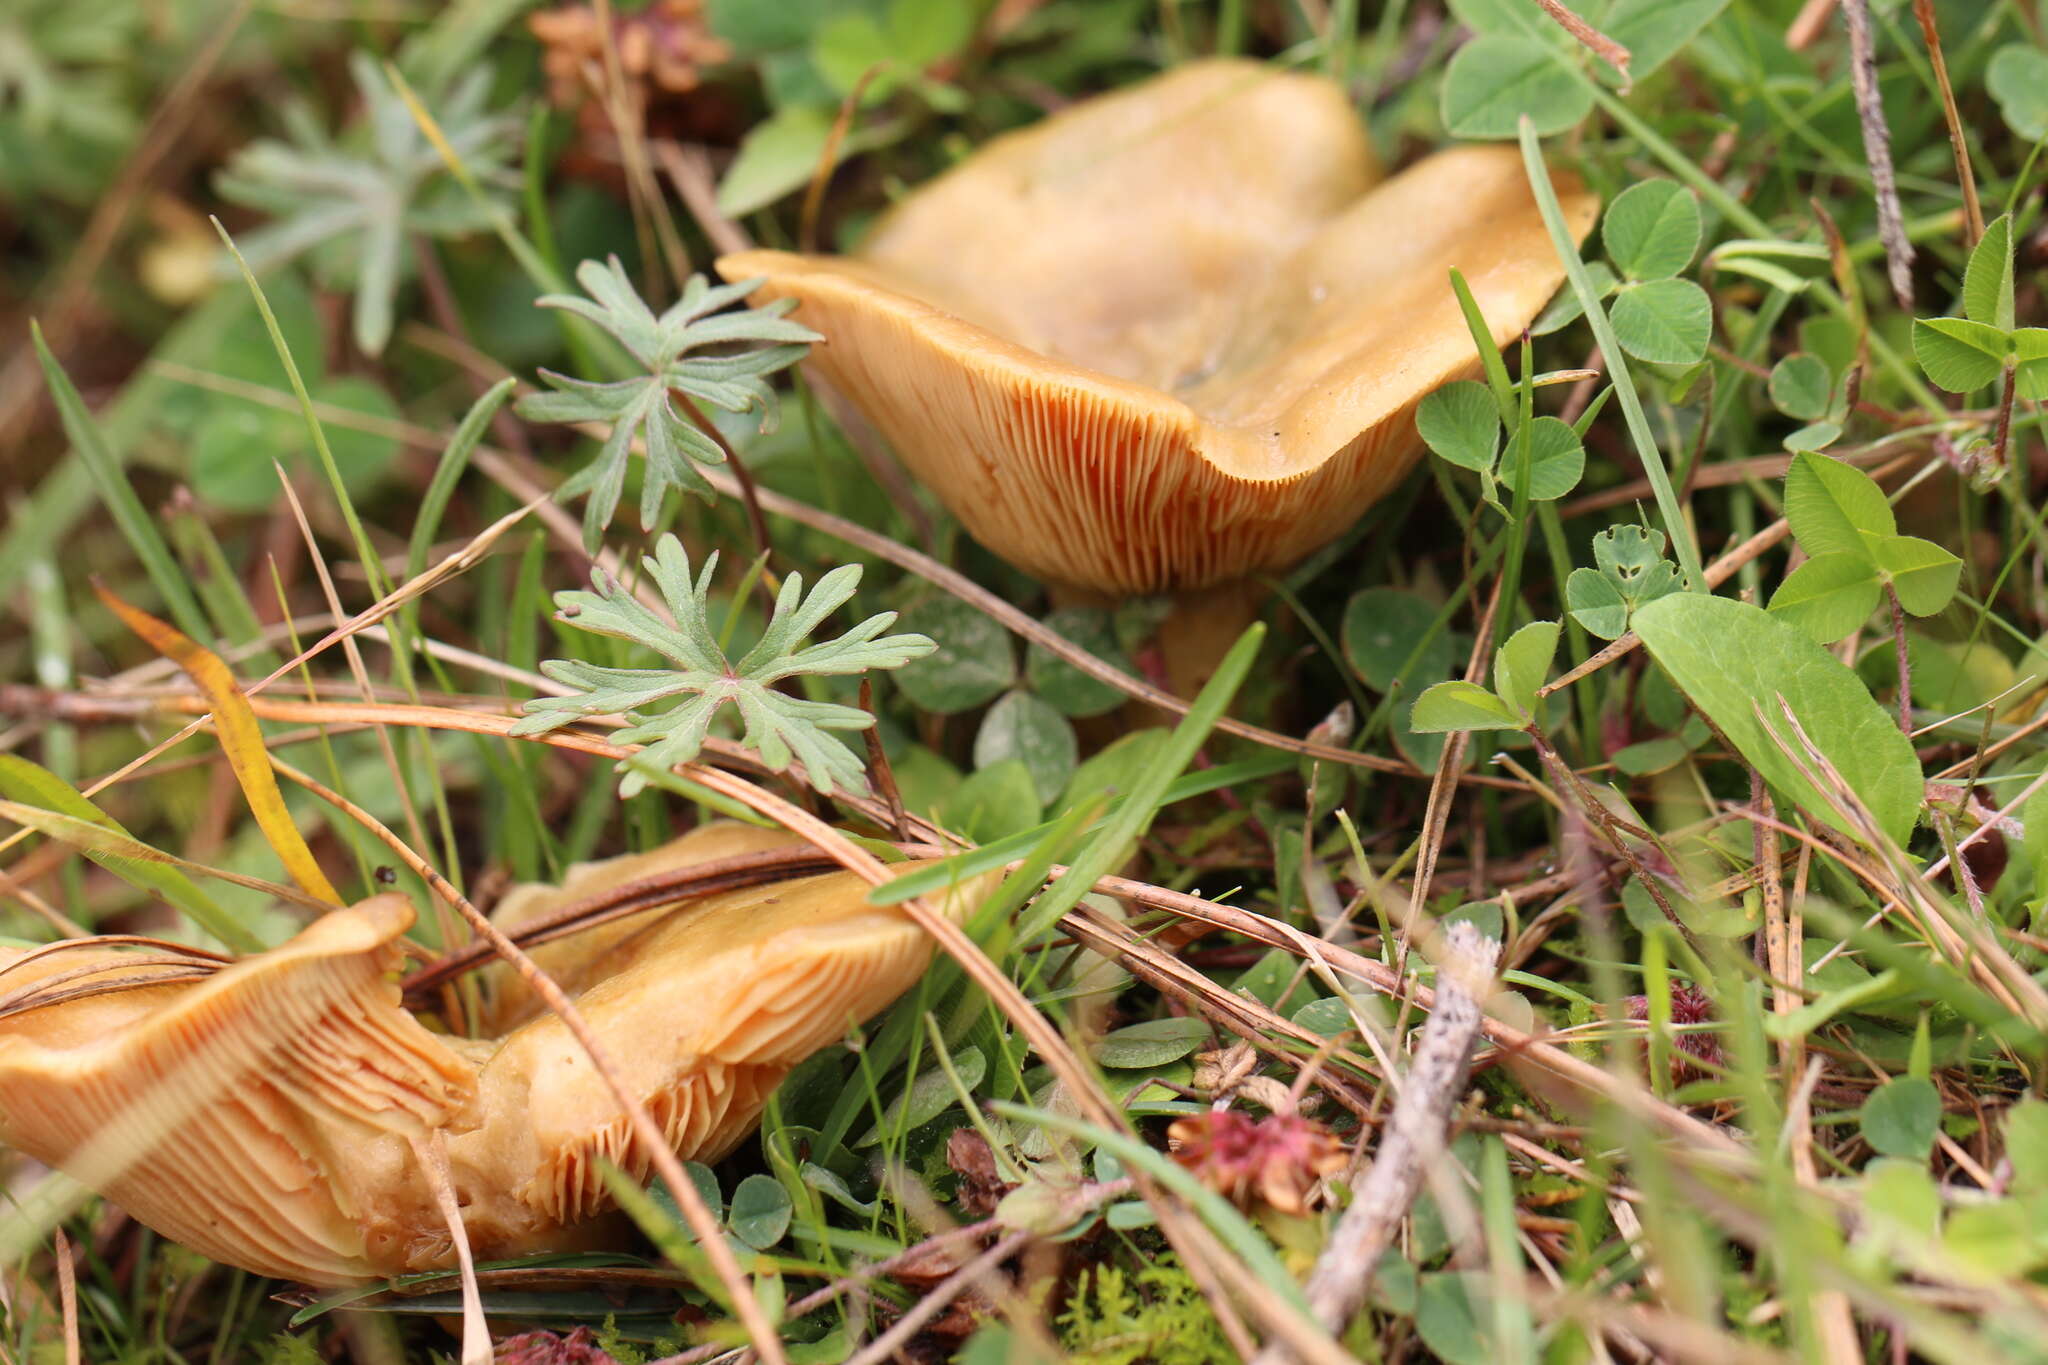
[0,823,984,1285]
[718,60,1596,685]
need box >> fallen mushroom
[717,60,1596,686]
[0,823,987,1284]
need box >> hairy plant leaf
[1869,534,1963,616]
[1769,353,1834,422]
[1767,551,1881,643]
[1631,593,1920,846]
[1913,316,2009,393]
[1343,588,1456,692]
[1964,214,2016,332]
[1988,43,2048,140]
[1410,681,1521,733]
[895,596,1017,714]
[973,690,1077,805]
[1862,1076,1941,1159]
[1784,451,1895,557]
[1493,621,1560,717]
[1505,416,1585,501]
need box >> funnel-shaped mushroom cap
[455,826,987,1230]
[718,59,1597,594]
[0,829,988,1285]
[0,897,474,1284]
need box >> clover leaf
[1766,452,1961,643]
[1565,524,1681,640]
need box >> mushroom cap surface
[718,59,1598,594]
[0,827,987,1284]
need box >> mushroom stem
[1051,579,1265,703]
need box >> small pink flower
[1168,1110,1348,1215]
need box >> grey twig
[1252,922,1501,1362]
[1841,0,1916,308]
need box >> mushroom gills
[717,59,1597,598]
[0,825,990,1284]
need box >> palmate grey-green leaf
[1631,593,1920,847]
[213,53,517,357]
[527,534,924,797]
[523,261,815,539]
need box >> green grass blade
[1516,119,1707,592]
[31,323,212,642]
[0,756,268,952]
[868,747,1289,906]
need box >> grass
[5,0,2048,1361]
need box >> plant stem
[1886,580,1912,734]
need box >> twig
[857,677,908,836]
[655,141,752,258]
[1786,0,1838,50]
[1885,581,1912,734]
[1911,0,1984,246]
[696,469,1470,782]
[801,68,881,253]
[838,1231,1032,1365]
[1528,0,1630,84]
[1841,0,1916,309]
[1251,923,1501,1362]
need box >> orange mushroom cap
[717,59,1598,595]
[0,825,987,1284]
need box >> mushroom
[0,824,987,1284]
[716,60,1597,688]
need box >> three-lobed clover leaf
[1913,215,2048,399]
[515,258,822,551]
[513,534,934,798]
[1409,620,1561,734]
[1532,179,1712,367]
[1439,0,1731,139]
[1416,380,1586,507]
[1565,523,1681,640]
[1766,452,1962,643]
[214,52,518,356]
